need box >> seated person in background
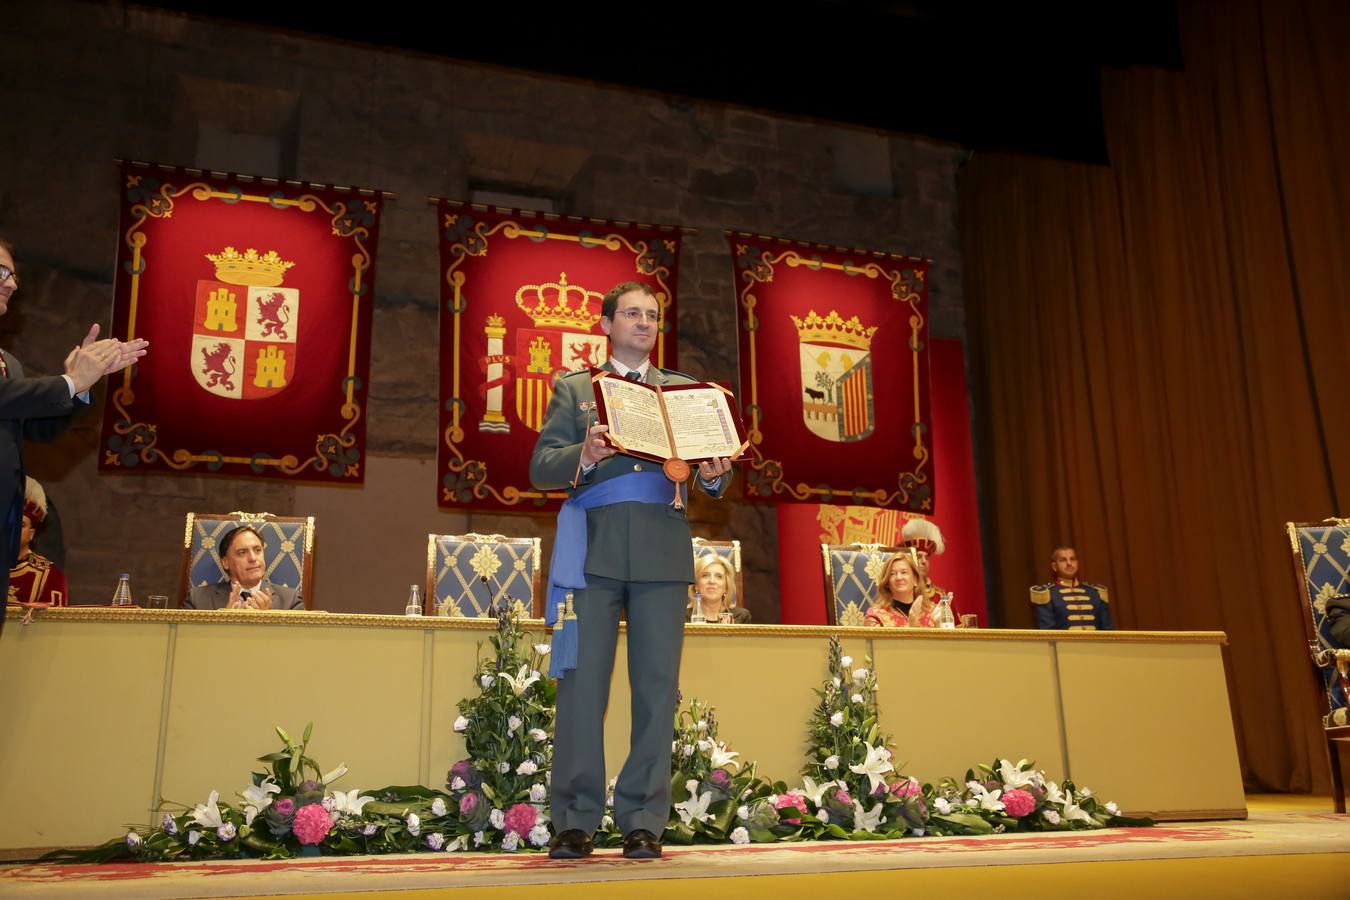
[686,554,751,623]
[1325,594,1350,648]
[901,517,947,607]
[865,551,936,628]
[7,477,68,608]
[186,524,303,611]
[1030,545,1114,630]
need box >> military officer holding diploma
[530,281,731,860]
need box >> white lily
[190,791,225,829]
[674,789,715,826]
[1061,797,1094,824]
[240,777,280,824]
[849,742,895,791]
[320,764,349,786]
[533,643,551,656]
[1043,781,1066,805]
[852,800,886,833]
[446,835,468,852]
[499,664,541,697]
[997,758,1037,790]
[709,741,741,772]
[965,781,1005,813]
[800,776,838,806]
[329,788,375,817]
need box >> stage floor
[2,797,1345,899]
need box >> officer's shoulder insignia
[1091,584,1110,603]
[1030,584,1052,605]
[658,367,698,382]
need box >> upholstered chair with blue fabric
[691,537,744,610]
[427,533,542,618]
[822,542,902,626]
[180,512,314,609]
[1286,517,1350,812]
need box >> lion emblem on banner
[790,309,879,443]
[190,247,301,400]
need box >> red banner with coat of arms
[436,201,683,510]
[98,162,383,482]
[730,232,934,511]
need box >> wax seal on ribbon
[663,457,690,509]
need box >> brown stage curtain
[960,0,1350,792]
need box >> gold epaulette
[1089,583,1111,604]
[1029,584,1051,605]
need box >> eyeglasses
[613,308,660,323]
[0,265,15,285]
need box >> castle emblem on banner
[190,247,300,401]
[479,273,607,434]
[790,309,878,442]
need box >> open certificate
[590,370,749,465]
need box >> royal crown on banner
[790,309,878,443]
[479,272,607,434]
[191,247,300,401]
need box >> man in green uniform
[530,281,731,860]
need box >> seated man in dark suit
[1325,594,1350,648]
[185,524,303,610]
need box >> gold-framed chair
[427,533,542,618]
[691,537,745,610]
[822,542,902,626]
[180,512,315,609]
[1285,517,1350,812]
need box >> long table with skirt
[0,608,1246,855]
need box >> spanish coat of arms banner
[435,201,683,511]
[99,162,384,482]
[730,232,933,511]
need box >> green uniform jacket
[529,365,731,584]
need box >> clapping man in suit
[530,282,731,860]
[185,524,303,611]
[0,237,149,632]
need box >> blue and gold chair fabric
[180,512,315,609]
[427,533,542,618]
[822,543,902,626]
[1286,517,1350,812]
[691,537,744,609]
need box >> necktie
[625,370,642,382]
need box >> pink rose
[1002,788,1036,818]
[292,803,333,845]
[503,802,538,837]
[773,793,809,825]
[891,777,921,800]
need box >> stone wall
[0,2,967,619]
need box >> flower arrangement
[664,698,775,845]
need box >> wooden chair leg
[1328,735,1346,814]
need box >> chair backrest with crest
[822,542,903,626]
[180,512,315,609]
[427,533,542,618]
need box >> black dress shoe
[622,828,662,859]
[548,828,594,859]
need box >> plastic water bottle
[935,593,956,629]
[689,591,706,624]
[111,573,134,607]
[405,584,422,617]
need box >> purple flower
[273,798,296,816]
[361,823,378,837]
[448,759,482,790]
[709,769,731,790]
[217,822,237,842]
[459,792,480,817]
[161,813,178,835]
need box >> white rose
[829,712,844,727]
[681,744,695,757]
[601,815,614,829]
[1106,801,1120,816]
[824,755,840,770]
[501,832,520,851]
[489,808,505,830]
[125,831,142,849]
[730,826,750,845]
[851,693,864,705]
[426,833,445,851]
[737,805,751,820]
[187,830,201,846]
[406,813,421,836]
[453,715,470,733]
[832,677,842,689]
[508,716,523,734]
[934,797,952,814]
[431,797,447,817]
[473,830,487,847]
[911,828,925,837]
[480,674,495,688]
[498,762,511,774]
[852,667,868,683]
[528,824,551,847]
[451,777,466,791]
[1043,810,1061,825]
[697,738,713,752]
[530,783,548,803]
[817,809,830,823]
[840,655,853,667]
[529,728,548,742]
[768,793,779,805]
[517,760,538,776]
